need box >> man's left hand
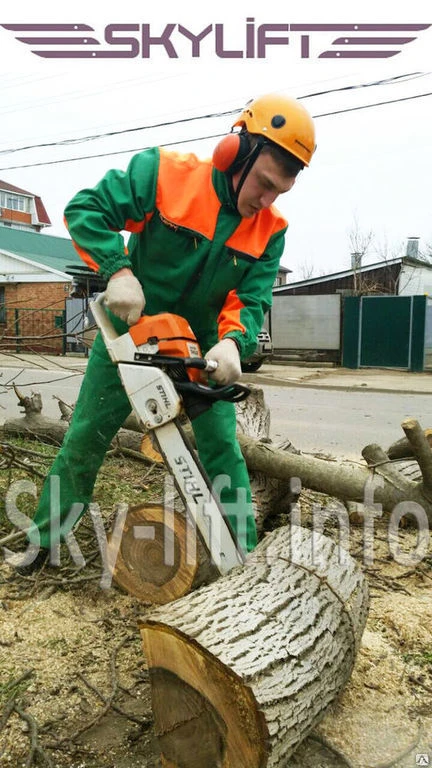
[205,338,241,385]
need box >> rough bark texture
[238,428,432,523]
[139,524,369,767]
[235,385,301,533]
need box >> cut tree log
[125,386,301,532]
[109,502,219,604]
[139,523,369,767]
[235,385,301,534]
[110,388,301,603]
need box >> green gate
[342,295,427,371]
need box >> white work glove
[105,271,145,325]
[205,338,241,385]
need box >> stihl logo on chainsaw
[156,383,172,409]
[174,456,204,503]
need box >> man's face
[232,152,297,218]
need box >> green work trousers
[30,333,257,554]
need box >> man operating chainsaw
[15,93,316,572]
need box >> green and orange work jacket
[64,147,288,357]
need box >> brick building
[0,178,109,352]
[0,223,98,353]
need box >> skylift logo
[1,21,431,60]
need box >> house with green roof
[0,224,104,353]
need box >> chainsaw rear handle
[91,292,219,372]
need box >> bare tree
[372,235,405,294]
[348,214,374,294]
[297,259,316,280]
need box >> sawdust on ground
[1,477,431,768]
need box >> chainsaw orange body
[128,313,205,383]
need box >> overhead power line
[0,88,431,172]
[0,71,428,158]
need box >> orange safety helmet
[213,93,316,173]
[233,93,316,166]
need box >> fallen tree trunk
[5,388,432,523]
[235,386,300,533]
[237,418,432,523]
[139,523,369,767]
[3,384,151,452]
[3,415,149,454]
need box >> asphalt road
[260,384,432,461]
[1,366,431,461]
[0,366,86,422]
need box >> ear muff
[212,132,252,173]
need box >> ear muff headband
[212,131,252,173]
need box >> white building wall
[398,264,432,296]
[0,251,45,275]
[271,295,341,350]
[0,251,72,283]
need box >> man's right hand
[105,269,145,325]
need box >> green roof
[0,225,83,275]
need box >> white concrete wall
[270,294,341,350]
[398,264,432,296]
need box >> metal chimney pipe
[406,237,420,258]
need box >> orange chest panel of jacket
[156,149,286,261]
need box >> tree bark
[238,431,432,523]
[235,385,301,533]
[387,426,432,459]
[139,523,369,768]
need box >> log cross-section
[109,503,198,604]
[139,524,369,767]
[145,629,269,768]
[109,503,219,603]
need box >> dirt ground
[1,442,431,768]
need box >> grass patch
[402,649,432,667]
[0,435,167,536]
[0,670,34,705]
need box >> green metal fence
[342,295,427,371]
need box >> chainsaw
[91,293,250,576]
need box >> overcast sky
[0,0,431,281]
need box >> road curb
[242,373,432,396]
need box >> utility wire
[0,71,428,158]
[0,132,227,170]
[0,88,431,172]
[314,89,432,118]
